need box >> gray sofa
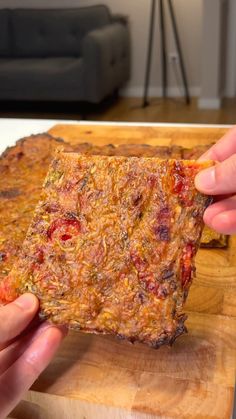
[0,6,130,103]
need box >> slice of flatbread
[1,151,212,348]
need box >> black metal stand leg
[167,0,190,105]
[159,0,167,98]
[142,0,156,108]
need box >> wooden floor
[89,97,236,125]
[0,97,236,125]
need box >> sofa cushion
[0,58,85,100]
[0,10,10,57]
[10,6,111,58]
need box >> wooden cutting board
[18,125,235,419]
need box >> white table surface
[0,118,232,154]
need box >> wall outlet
[169,52,179,64]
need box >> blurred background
[0,0,235,124]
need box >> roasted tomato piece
[47,218,81,241]
[172,161,198,206]
[0,275,18,304]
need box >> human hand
[195,126,236,234]
[0,293,66,419]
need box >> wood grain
[49,124,228,147]
[19,311,235,419]
[85,97,236,126]
[17,124,235,419]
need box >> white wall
[198,0,222,109]
[224,0,236,97]
[0,0,235,98]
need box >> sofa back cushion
[0,10,10,56]
[10,6,111,58]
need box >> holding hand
[195,126,236,235]
[0,294,66,419]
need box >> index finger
[199,125,236,162]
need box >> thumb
[0,294,39,347]
[195,154,236,195]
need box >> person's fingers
[203,195,236,226]
[0,325,66,419]
[210,209,236,235]
[0,313,43,353]
[203,195,236,234]
[199,125,236,162]
[0,294,39,348]
[195,154,236,195]
[0,322,52,375]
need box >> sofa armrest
[111,14,129,26]
[82,23,130,103]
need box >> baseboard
[120,86,201,98]
[198,97,222,109]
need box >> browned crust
[0,134,71,280]
[0,135,225,290]
[1,152,212,348]
[182,144,214,160]
[0,133,65,161]
[200,235,228,248]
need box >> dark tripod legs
[167,0,190,104]
[142,0,190,107]
[159,0,167,98]
[142,0,156,108]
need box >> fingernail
[198,151,211,162]
[43,323,68,337]
[34,322,53,336]
[195,167,216,191]
[15,293,37,311]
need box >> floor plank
[1,97,236,125]
[88,97,236,125]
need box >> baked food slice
[0,135,223,293]
[81,143,227,249]
[182,144,213,160]
[0,134,71,283]
[113,144,172,158]
[0,135,111,285]
[1,151,212,347]
[169,145,183,159]
[183,144,228,248]
[0,136,173,287]
[200,225,228,248]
